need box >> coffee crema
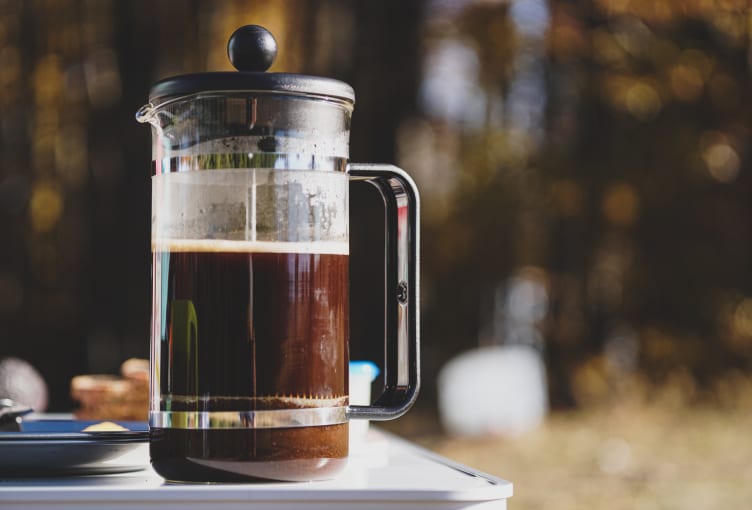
[150,238,349,482]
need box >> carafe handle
[347,164,420,420]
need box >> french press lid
[147,25,355,104]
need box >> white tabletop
[0,429,512,510]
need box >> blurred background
[0,0,750,507]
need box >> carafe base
[150,425,348,482]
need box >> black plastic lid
[148,25,355,104]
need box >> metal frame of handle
[347,164,420,420]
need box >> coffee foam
[165,394,349,409]
[152,238,349,255]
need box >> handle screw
[397,281,408,304]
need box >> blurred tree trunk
[344,1,426,373]
[348,1,424,162]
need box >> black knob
[227,25,277,72]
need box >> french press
[137,26,419,482]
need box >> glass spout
[135,102,157,125]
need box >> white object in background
[438,344,548,437]
[349,361,380,444]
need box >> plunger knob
[227,25,277,72]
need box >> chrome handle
[347,164,420,420]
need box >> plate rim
[0,419,149,443]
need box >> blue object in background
[349,361,380,383]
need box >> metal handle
[347,164,420,420]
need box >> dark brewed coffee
[150,239,349,482]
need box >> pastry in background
[120,357,148,383]
[70,358,148,421]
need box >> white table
[0,429,512,509]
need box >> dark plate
[0,420,149,477]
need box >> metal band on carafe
[150,406,348,430]
[151,154,348,175]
